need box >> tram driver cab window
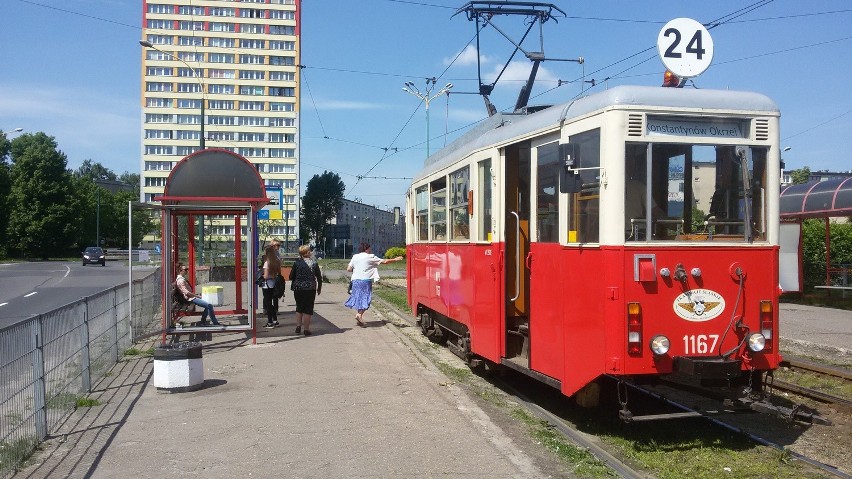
[625,145,665,241]
[565,129,600,244]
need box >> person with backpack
[289,245,322,336]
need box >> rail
[0,268,162,478]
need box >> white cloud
[484,60,558,87]
[444,45,491,67]
[0,82,139,172]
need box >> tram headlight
[747,333,766,352]
[649,335,670,355]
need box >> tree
[75,159,118,181]
[790,166,811,185]
[0,131,12,257]
[6,133,80,258]
[120,172,141,196]
[300,171,345,246]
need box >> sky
[1,0,851,211]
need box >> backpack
[273,275,286,298]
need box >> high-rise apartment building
[140,0,300,246]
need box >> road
[0,261,154,330]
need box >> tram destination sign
[646,118,744,139]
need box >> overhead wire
[348,24,483,195]
[531,0,778,101]
[14,0,852,184]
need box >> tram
[405,84,783,408]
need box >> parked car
[82,246,106,266]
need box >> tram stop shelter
[156,149,268,343]
[779,177,852,293]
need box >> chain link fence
[0,268,161,478]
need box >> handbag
[347,279,352,294]
[255,269,265,287]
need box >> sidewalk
[15,281,545,478]
[778,302,851,366]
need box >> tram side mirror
[559,143,582,193]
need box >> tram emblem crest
[673,289,724,322]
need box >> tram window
[449,167,470,240]
[430,178,447,241]
[625,143,768,242]
[478,159,493,242]
[536,143,559,243]
[566,129,600,243]
[415,185,428,241]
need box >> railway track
[372,293,648,479]
[372,287,851,479]
[624,381,852,479]
[770,357,852,412]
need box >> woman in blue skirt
[344,242,403,327]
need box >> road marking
[0,302,7,307]
[24,292,37,298]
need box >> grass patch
[46,393,101,410]
[585,417,821,479]
[75,397,101,408]
[123,347,154,358]
[0,435,40,475]
[511,407,612,478]
[435,360,473,383]
[773,367,852,400]
[46,392,78,410]
[373,284,411,314]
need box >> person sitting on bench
[175,264,220,326]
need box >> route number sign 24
[657,18,714,78]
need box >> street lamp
[781,146,792,185]
[402,79,453,158]
[139,40,205,149]
[4,127,23,137]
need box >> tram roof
[414,85,779,183]
[780,177,852,218]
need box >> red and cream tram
[405,85,782,404]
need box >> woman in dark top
[289,244,322,335]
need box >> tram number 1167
[683,334,720,355]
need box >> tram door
[503,143,531,365]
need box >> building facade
[329,199,406,258]
[781,168,852,186]
[140,0,300,244]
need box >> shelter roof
[157,149,268,207]
[780,177,852,218]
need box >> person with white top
[344,242,403,327]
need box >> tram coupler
[748,400,833,426]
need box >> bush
[384,246,406,259]
[801,219,852,290]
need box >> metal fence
[0,268,162,478]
